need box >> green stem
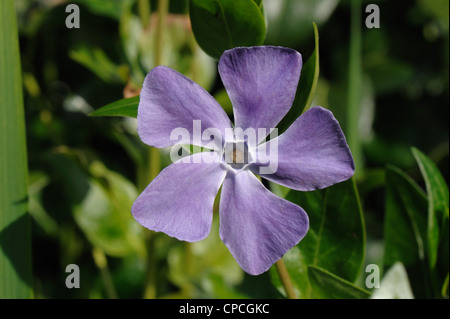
[92,247,118,299]
[275,258,297,299]
[138,0,151,29]
[142,0,169,299]
[154,0,169,67]
[347,0,362,178]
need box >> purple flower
[132,46,354,275]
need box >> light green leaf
[384,165,430,297]
[271,178,365,298]
[371,262,414,299]
[277,22,319,134]
[0,0,32,298]
[90,96,139,118]
[189,0,266,60]
[308,265,370,299]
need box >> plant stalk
[275,258,297,299]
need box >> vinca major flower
[132,46,354,275]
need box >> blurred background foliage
[12,0,448,298]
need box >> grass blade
[0,0,33,298]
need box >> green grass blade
[0,0,33,298]
[89,96,139,118]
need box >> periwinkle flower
[132,46,354,275]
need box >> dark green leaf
[308,265,370,299]
[0,0,32,298]
[277,22,319,134]
[412,147,449,215]
[384,165,431,297]
[271,178,365,298]
[189,0,266,60]
[412,147,449,269]
[90,96,139,118]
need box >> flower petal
[219,170,309,275]
[218,46,302,140]
[138,66,232,148]
[250,106,355,191]
[131,153,226,242]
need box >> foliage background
[2,0,448,298]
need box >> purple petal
[250,106,355,191]
[219,170,309,275]
[138,66,232,148]
[131,153,226,242]
[218,46,302,141]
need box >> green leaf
[371,262,414,299]
[271,178,365,298]
[45,153,145,258]
[189,0,266,60]
[265,0,338,48]
[90,96,139,118]
[442,272,449,298]
[0,0,32,298]
[277,22,320,134]
[308,265,370,299]
[167,215,246,298]
[384,165,430,297]
[412,147,449,269]
[74,0,130,20]
[69,46,129,84]
[74,161,146,257]
[411,148,448,217]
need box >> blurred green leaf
[45,153,145,258]
[0,0,32,298]
[271,178,365,298]
[384,165,430,297]
[90,96,139,118]
[412,147,449,269]
[442,273,449,298]
[75,0,131,20]
[264,0,338,47]
[277,22,319,134]
[189,0,266,60]
[167,215,245,298]
[69,46,129,84]
[418,0,449,29]
[371,262,414,299]
[308,265,370,299]
[75,161,145,257]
